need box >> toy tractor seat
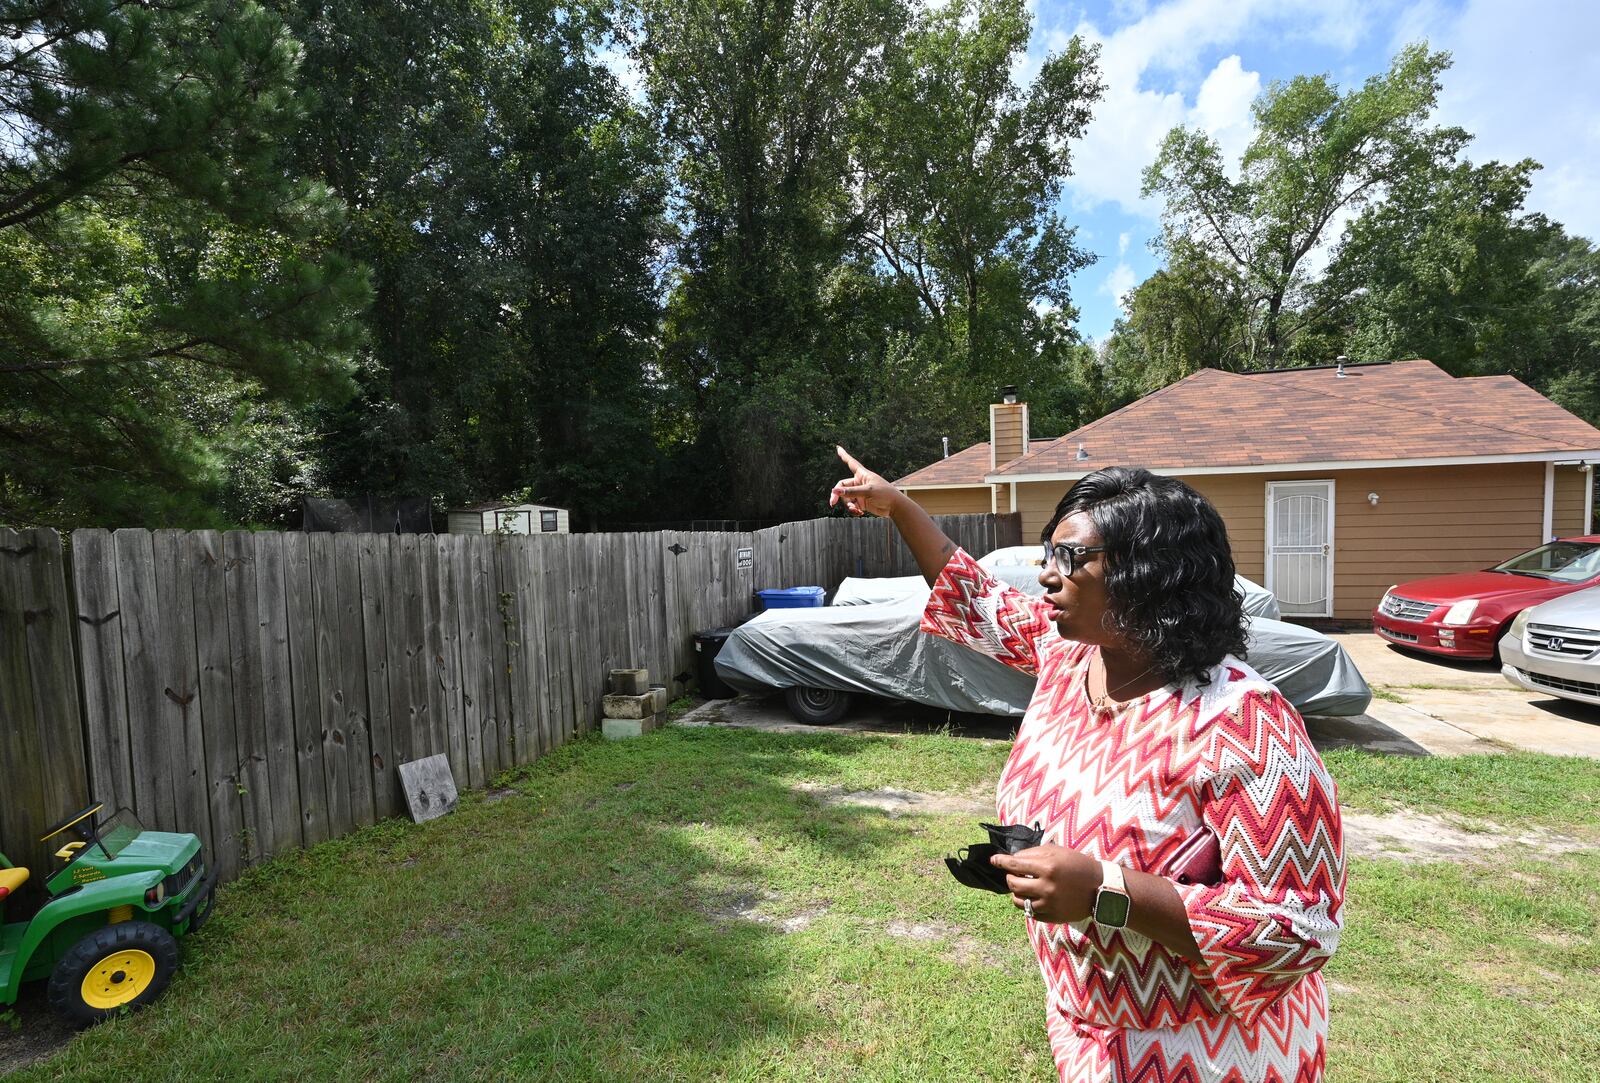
[0,866,29,901]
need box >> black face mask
[944,821,1043,894]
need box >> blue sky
[1030,0,1600,340]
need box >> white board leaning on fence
[398,754,460,823]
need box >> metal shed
[445,501,571,535]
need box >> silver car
[1500,584,1600,707]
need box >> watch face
[1095,889,1131,928]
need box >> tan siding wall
[1016,481,1066,540]
[1020,464,1550,620]
[1553,465,1591,537]
[906,487,995,516]
[991,404,1026,465]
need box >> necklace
[1089,651,1157,713]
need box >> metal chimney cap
[1335,354,1348,378]
[999,385,1019,404]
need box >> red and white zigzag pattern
[922,549,1345,1082]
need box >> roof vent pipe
[942,436,950,459]
[1335,355,1348,378]
[1075,443,1088,462]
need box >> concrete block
[649,683,670,715]
[608,668,649,696]
[603,692,653,719]
[601,714,660,740]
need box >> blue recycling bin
[757,586,826,610]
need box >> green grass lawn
[8,728,1600,1082]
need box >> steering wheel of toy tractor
[40,803,104,844]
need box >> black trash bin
[693,627,739,699]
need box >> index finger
[835,445,866,474]
[989,852,1045,877]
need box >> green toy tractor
[0,802,216,1025]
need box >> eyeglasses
[1041,542,1106,578]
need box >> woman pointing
[831,446,1345,1083]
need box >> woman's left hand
[991,844,1103,923]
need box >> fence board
[0,530,53,902]
[308,533,353,841]
[422,536,454,779]
[451,537,486,789]
[220,533,268,863]
[70,529,134,815]
[114,528,178,832]
[151,530,211,853]
[283,533,329,847]
[18,531,89,839]
[186,532,242,881]
[254,532,303,855]
[356,534,397,819]
[333,535,375,828]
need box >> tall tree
[852,0,1101,380]
[279,0,668,526]
[0,0,369,526]
[634,0,906,519]
[1142,44,1463,367]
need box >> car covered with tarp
[715,552,1368,723]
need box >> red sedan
[1372,536,1600,660]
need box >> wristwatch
[1092,860,1131,928]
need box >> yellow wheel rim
[80,949,157,1010]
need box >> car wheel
[784,686,851,725]
[48,920,179,1026]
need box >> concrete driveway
[680,632,1600,760]
[1326,632,1600,759]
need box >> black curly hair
[1042,467,1248,687]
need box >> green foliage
[1116,43,1599,433]
[275,0,669,529]
[1141,44,1462,368]
[0,0,370,526]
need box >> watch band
[1092,860,1131,929]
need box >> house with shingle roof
[896,360,1600,621]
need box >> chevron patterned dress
[921,549,1345,1083]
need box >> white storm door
[1265,481,1335,618]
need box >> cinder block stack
[601,669,669,739]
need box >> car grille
[1380,594,1438,622]
[1519,668,1600,699]
[1527,624,1600,659]
[162,850,204,900]
[1379,627,1419,643]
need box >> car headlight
[145,881,166,906]
[1441,600,1479,625]
[1510,608,1531,639]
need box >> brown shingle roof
[987,360,1600,479]
[896,438,1063,487]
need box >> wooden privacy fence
[1,513,1019,888]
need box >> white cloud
[1102,262,1138,314]
[1032,0,1365,217]
[1117,231,1130,255]
[1397,0,1600,241]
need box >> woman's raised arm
[830,446,956,585]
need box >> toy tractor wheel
[47,921,179,1025]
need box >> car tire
[48,920,179,1026]
[784,686,851,725]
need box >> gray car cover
[719,582,1367,717]
[834,570,1281,619]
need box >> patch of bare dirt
[796,784,992,818]
[0,985,78,1075]
[885,917,1018,967]
[1342,809,1588,863]
[700,888,831,933]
